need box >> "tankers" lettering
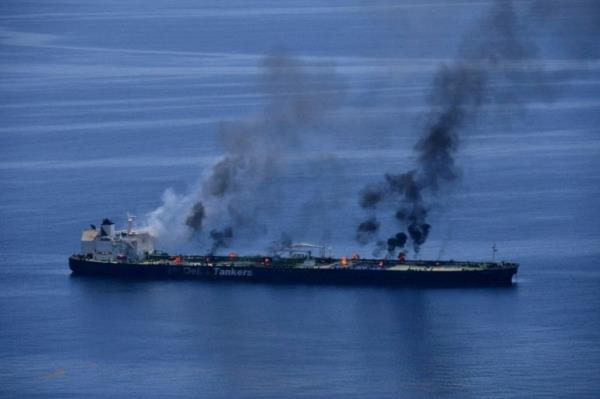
[181,267,253,277]
[214,268,253,277]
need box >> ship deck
[100,256,517,273]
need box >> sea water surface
[1,1,600,398]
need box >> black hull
[69,257,517,287]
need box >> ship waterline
[68,256,518,287]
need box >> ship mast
[492,242,497,262]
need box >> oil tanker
[68,218,519,286]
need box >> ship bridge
[79,216,154,262]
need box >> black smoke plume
[185,202,205,231]
[175,53,341,253]
[209,227,233,255]
[356,217,380,245]
[357,0,543,253]
[387,232,408,253]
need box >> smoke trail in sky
[356,0,546,255]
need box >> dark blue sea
[1,1,599,397]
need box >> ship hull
[69,257,517,287]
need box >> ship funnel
[127,214,136,234]
[100,218,115,237]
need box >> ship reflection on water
[67,276,521,397]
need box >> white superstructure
[80,216,154,262]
